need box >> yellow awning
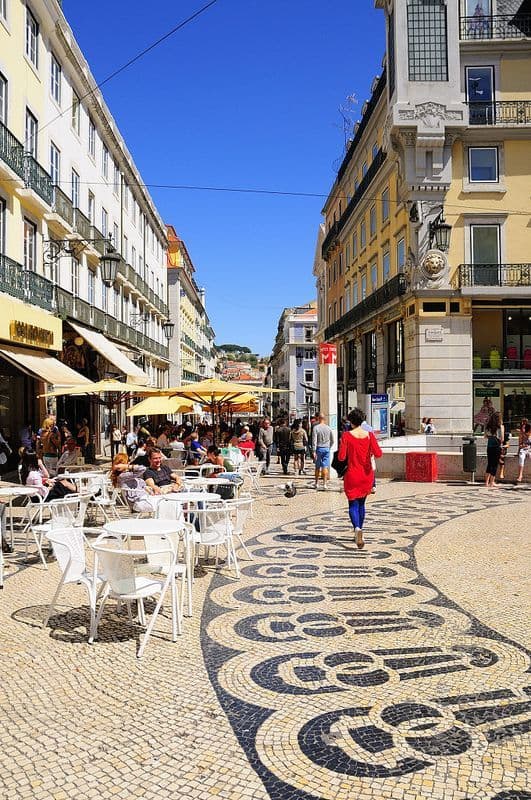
[0,344,92,386]
[70,322,149,384]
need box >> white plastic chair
[91,532,179,658]
[156,498,196,616]
[42,525,102,641]
[87,476,119,523]
[226,496,254,560]
[197,498,239,579]
[237,461,266,493]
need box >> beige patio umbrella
[40,379,158,399]
[126,395,195,417]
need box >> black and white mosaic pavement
[201,488,531,800]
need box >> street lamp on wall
[100,248,121,286]
[428,211,451,252]
[161,319,175,340]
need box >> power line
[35,0,220,140]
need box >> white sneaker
[323,482,328,491]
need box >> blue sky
[64,0,385,356]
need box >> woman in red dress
[337,408,382,549]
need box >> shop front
[472,304,531,432]
[0,296,89,473]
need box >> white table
[0,485,39,542]
[103,518,183,538]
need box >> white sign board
[425,327,443,342]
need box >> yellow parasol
[126,396,195,417]
[40,379,158,399]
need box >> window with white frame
[346,243,351,266]
[71,91,80,135]
[71,257,79,296]
[25,6,39,68]
[88,191,95,222]
[397,236,406,272]
[124,182,129,211]
[132,245,137,269]
[383,250,390,281]
[382,187,390,221]
[370,205,377,237]
[371,261,378,289]
[25,108,38,157]
[339,296,344,317]
[88,269,95,305]
[50,55,61,104]
[71,169,80,209]
[102,145,109,179]
[49,142,60,187]
[101,207,108,237]
[345,283,351,312]
[360,220,366,249]
[352,279,359,307]
[361,272,367,299]
[113,222,119,249]
[468,146,498,183]
[114,288,120,319]
[470,223,500,264]
[113,161,120,195]
[88,117,96,158]
[352,232,358,258]
[0,72,6,125]
[102,281,108,311]
[23,218,36,271]
[123,235,129,262]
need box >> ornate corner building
[316,0,531,433]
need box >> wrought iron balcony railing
[90,226,106,256]
[24,155,53,205]
[460,13,531,41]
[468,101,531,126]
[451,263,531,288]
[322,149,387,259]
[0,254,55,311]
[73,208,91,241]
[52,186,74,227]
[0,121,25,178]
[324,273,407,340]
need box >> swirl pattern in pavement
[201,488,531,800]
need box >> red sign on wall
[319,343,337,365]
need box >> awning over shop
[70,322,149,385]
[0,344,93,386]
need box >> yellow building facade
[317,0,531,434]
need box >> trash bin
[405,452,438,482]
[462,436,477,473]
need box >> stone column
[318,343,338,454]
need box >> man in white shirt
[56,438,80,473]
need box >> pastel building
[316,0,531,433]
[269,303,319,420]
[0,0,170,450]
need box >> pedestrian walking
[516,422,531,483]
[275,419,292,475]
[337,407,382,549]
[290,419,308,475]
[484,412,504,488]
[110,424,122,459]
[311,413,334,490]
[257,418,274,473]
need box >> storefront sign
[425,326,443,342]
[475,388,500,398]
[10,320,54,347]
[319,343,337,365]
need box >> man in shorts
[312,413,334,490]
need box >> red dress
[338,431,382,500]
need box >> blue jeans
[348,497,366,530]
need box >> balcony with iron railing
[0,257,169,359]
[322,149,387,260]
[451,264,531,289]
[0,120,25,179]
[460,13,531,41]
[73,208,91,241]
[23,155,53,206]
[468,101,531,126]
[324,273,408,340]
[51,186,74,227]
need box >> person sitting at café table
[142,448,183,495]
[238,431,255,459]
[22,451,77,501]
[189,432,207,462]
[56,438,80,473]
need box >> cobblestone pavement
[1,473,530,800]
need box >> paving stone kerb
[0,472,529,800]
